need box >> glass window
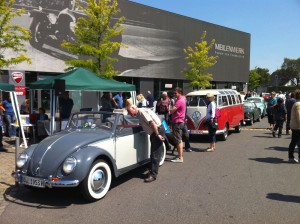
[221,95,228,106]
[231,95,236,104]
[228,95,232,105]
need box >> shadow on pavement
[249,157,289,164]
[3,166,148,208]
[264,146,288,152]
[266,193,300,203]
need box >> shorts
[172,123,184,146]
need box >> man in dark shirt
[59,91,74,119]
[146,91,154,108]
[285,92,296,135]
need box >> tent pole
[50,89,56,135]
[10,92,27,148]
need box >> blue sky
[130,0,300,74]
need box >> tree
[0,0,31,70]
[255,67,270,87]
[61,0,125,79]
[280,57,300,85]
[182,31,218,89]
[248,69,261,90]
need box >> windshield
[244,102,254,108]
[186,96,207,107]
[68,112,114,131]
[248,98,261,103]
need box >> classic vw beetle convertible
[15,111,166,201]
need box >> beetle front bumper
[15,172,80,188]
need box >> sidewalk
[0,137,24,216]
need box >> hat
[0,103,5,111]
[206,93,214,98]
[147,91,151,94]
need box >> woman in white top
[205,93,217,152]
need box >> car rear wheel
[248,117,253,125]
[257,115,261,122]
[80,159,112,202]
[159,143,166,166]
[235,121,242,133]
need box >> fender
[61,146,119,183]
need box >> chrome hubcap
[91,169,106,192]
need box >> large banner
[7,0,250,82]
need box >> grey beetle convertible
[15,111,166,201]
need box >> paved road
[1,118,300,224]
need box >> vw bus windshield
[186,96,207,107]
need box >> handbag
[212,121,218,129]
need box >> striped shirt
[137,108,162,135]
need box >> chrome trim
[190,130,224,135]
[15,173,79,188]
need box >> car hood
[28,129,112,177]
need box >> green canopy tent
[0,82,28,148]
[29,67,136,134]
[29,67,135,91]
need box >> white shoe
[288,158,299,163]
[171,157,183,163]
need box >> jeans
[149,127,165,178]
[288,129,300,159]
[182,124,191,149]
[208,122,217,143]
[274,120,284,136]
[4,112,16,137]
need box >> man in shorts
[169,87,186,163]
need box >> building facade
[1,0,250,104]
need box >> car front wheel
[80,159,112,202]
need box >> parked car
[262,93,270,102]
[247,97,267,118]
[15,111,166,201]
[243,101,261,125]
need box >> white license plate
[191,130,203,134]
[22,176,45,188]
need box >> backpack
[215,108,221,119]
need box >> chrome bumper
[15,173,79,188]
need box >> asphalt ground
[1,118,299,224]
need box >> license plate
[191,130,203,134]
[22,176,45,188]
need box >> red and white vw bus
[186,89,244,140]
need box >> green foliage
[0,0,31,68]
[61,0,125,79]
[249,70,261,90]
[280,57,300,85]
[255,67,270,86]
[182,31,218,89]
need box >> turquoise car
[247,97,267,118]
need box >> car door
[115,115,150,170]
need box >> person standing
[113,92,123,109]
[285,92,296,135]
[205,93,217,152]
[266,92,277,130]
[272,98,287,138]
[156,92,170,122]
[59,91,74,120]
[288,90,300,163]
[169,87,186,163]
[2,96,16,137]
[146,91,154,108]
[0,103,5,150]
[127,104,166,183]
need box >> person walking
[205,93,217,152]
[169,87,186,162]
[2,96,16,137]
[272,98,287,138]
[127,104,166,183]
[146,91,154,108]
[285,92,296,135]
[288,90,300,163]
[266,92,277,130]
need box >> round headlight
[17,153,28,168]
[63,157,77,174]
